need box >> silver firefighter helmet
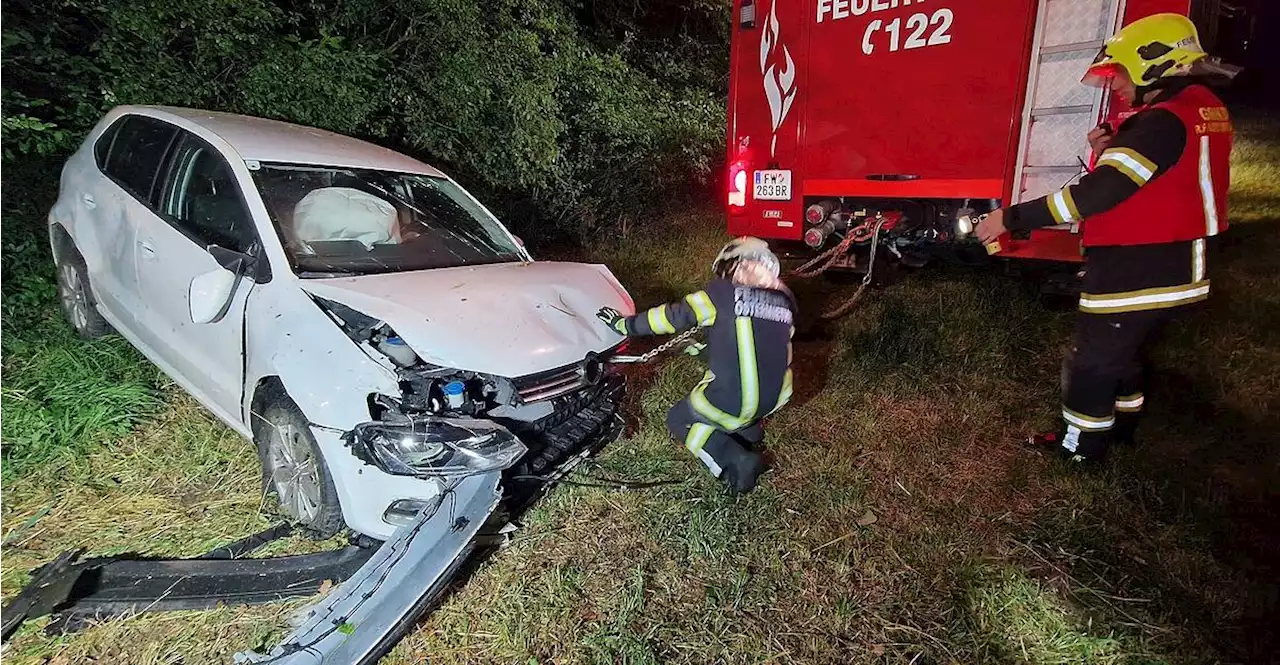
[712,236,780,287]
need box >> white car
[48,105,635,541]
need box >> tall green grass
[0,111,1276,665]
[1,168,164,483]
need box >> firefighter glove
[596,307,627,335]
[683,341,707,357]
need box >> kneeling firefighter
[597,237,796,493]
[977,14,1235,463]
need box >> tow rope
[510,473,683,491]
[510,461,685,491]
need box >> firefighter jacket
[1007,79,1232,314]
[623,278,796,431]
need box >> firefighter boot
[1112,392,1145,446]
[718,442,764,495]
[731,422,765,452]
[1025,430,1107,465]
[1112,412,1139,446]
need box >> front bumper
[235,473,501,665]
[316,426,446,542]
[236,378,626,664]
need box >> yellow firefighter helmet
[1083,13,1207,88]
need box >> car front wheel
[55,242,111,339]
[256,399,345,538]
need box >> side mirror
[512,235,525,248]
[189,246,251,324]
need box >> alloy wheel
[266,421,323,524]
[59,262,89,331]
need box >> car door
[80,115,179,330]
[132,130,264,425]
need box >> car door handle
[81,193,96,209]
[138,242,157,259]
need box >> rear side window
[103,115,178,202]
[93,119,123,169]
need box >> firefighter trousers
[666,398,763,489]
[1058,307,1178,461]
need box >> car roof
[119,105,445,177]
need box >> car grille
[511,377,624,475]
[513,364,587,403]
[513,342,624,403]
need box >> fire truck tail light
[728,161,748,208]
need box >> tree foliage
[1,0,731,242]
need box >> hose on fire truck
[788,214,889,321]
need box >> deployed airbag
[293,187,398,251]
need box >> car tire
[255,398,345,539]
[54,240,112,339]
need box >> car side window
[103,115,178,203]
[93,118,124,170]
[159,133,257,254]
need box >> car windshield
[251,164,524,276]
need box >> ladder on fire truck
[1012,0,1129,207]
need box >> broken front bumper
[235,472,500,665]
[2,381,626,663]
[237,378,626,664]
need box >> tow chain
[789,215,889,321]
[611,214,888,365]
[790,229,859,279]
[609,326,701,364]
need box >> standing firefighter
[977,14,1234,462]
[597,237,796,493]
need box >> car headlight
[347,418,527,478]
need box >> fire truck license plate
[753,170,792,201]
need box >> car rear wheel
[55,242,111,339]
[256,399,345,538]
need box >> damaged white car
[48,105,635,542]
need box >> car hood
[298,262,634,377]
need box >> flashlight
[956,211,983,238]
[956,212,1006,254]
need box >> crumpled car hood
[298,261,634,377]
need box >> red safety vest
[1082,84,1232,248]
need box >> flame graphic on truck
[759,0,796,157]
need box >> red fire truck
[725,0,1200,269]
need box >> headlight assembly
[347,418,527,478]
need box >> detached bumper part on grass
[234,473,501,665]
[0,528,375,641]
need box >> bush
[1,0,728,244]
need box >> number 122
[861,9,953,56]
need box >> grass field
[3,113,1278,664]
